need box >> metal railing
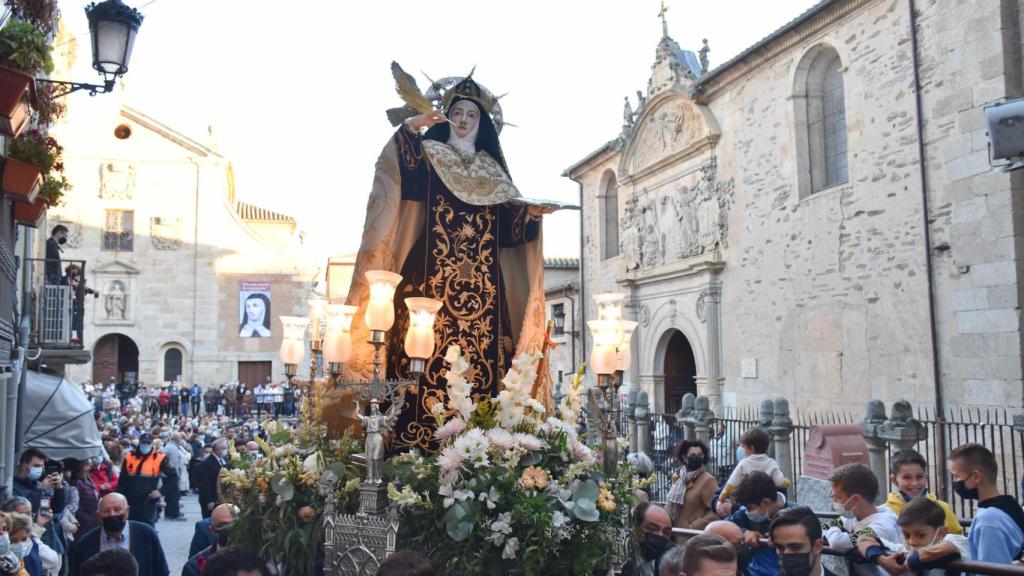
[671,528,1024,576]
[27,258,90,348]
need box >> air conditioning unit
[984,98,1024,171]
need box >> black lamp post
[552,305,566,336]
[37,0,143,98]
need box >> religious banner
[239,281,272,338]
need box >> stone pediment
[92,260,141,275]
[619,92,719,182]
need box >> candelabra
[280,270,442,515]
[586,293,638,479]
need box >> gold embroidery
[422,140,521,206]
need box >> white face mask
[832,495,855,517]
[0,533,9,555]
[910,532,943,552]
[11,540,31,559]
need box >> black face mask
[216,527,230,547]
[102,514,126,534]
[736,543,755,574]
[57,236,67,245]
[952,479,979,500]
[686,456,704,472]
[779,553,815,576]
[639,534,672,562]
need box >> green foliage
[6,128,68,206]
[0,19,52,74]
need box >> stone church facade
[47,100,318,389]
[566,0,1024,414]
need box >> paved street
[155,493,203,575]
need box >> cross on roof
[658,1,670,37]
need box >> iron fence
[622,404,1022,517]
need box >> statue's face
[449,100,480,140]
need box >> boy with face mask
[723,472,785,576]
[856,497,968,576]
[882,451,962,536]
[948,443,1024,565]
[822,463,899,576]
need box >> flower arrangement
[220,422,362,576]
[6,128,69,206]
[386,346,639,575]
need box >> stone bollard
[677,393,697,441]
[877,400,927,454]
[636,391,651,456]
[860,400,888,504]
[627,389,639,455]
[759,398,776,457]
[692,395,714,445]
[771,397,795,484]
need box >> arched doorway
[92,333,139,386]
[663,329,697,412]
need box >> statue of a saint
[359,400,399,484]
[340,67,557,452]
[104,282,127,321]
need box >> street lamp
[37,0,144,98]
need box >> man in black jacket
[116,433,178,526]
[44,225,68,285]
[197,439,230,518]
[70,493,169,576]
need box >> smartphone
[39,496,50,510]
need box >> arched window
[794,45,849,197]
[163,348,182,382]
[600,170,619,259]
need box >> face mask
[91,457,103,466]
[910,531,942,552]
[26,466,43,481]
[952,479,979,501]
[780,553,815,576]
[745,509,771,525]
[0,533,9,555]
[102,514,126,534]
[216,527,230,547]
[57,236,67,245]
[833,496,854,516]
[10,540,31,560]
[899,489,927,502]
[639,533,672,562]
[139,444,152,455]
[685,456,704,472]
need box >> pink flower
[512,433,543,452]
[572,439,595,463]
[437,445,463,472]
[434,417,466,441]
[520,466,549,491]
[485,428,514,450]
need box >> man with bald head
[182,504,236,576]
[706,521,751,576]
[70,493,169,576]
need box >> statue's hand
[406,111,447,132]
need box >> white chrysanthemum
[502,537,520,560]
[437,445,463,473]
[485,428,514,450]
[571,439,595,463]
[434,417,466,441]
[454,428,491,467]
[512,432,543,452]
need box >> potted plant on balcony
[0,19,53,138]
[4,128,64,206]
[4,0,61,36]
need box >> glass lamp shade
[86,0,144,78]
[617,320,639,371]
[588,319,621,375]
[279,316,308,365]
[552,306,566,330]
[403,297,442,359]
[323,305,357,364]
[307,296,328,339]
[593,293,625,322]
[364,270,403,332]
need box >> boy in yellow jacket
[882,450,962,535]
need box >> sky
[58,0,819,263]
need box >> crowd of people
[84,378,301,422]
[622,425,1024,576]
[2,382,1022,576]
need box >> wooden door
[93,334,118,384]
[238,361,272,388]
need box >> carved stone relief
[99,161,135,200]
[621,190,664,271]
[628,99,704,175]
[657,158,735,262]
[150,217,183,250]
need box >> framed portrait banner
[239,281,272,338]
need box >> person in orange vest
[115,433,178,527]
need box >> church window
[102,209,134,251]
[794,45,849,197]
[600,170,619,259]
[163,348,182,382]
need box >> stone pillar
[627,389,639,454]
[702,284,723,415]
[636,391,651,456]
[878,399,928,454]
[771,397,794,483]
[759,398,775,457]
[860,400,888,504]
[692,395,714,445]
[677,393,696,441]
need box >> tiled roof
[236,202,296,223]
[544,257,580,269]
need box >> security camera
[985,98,1024,171]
